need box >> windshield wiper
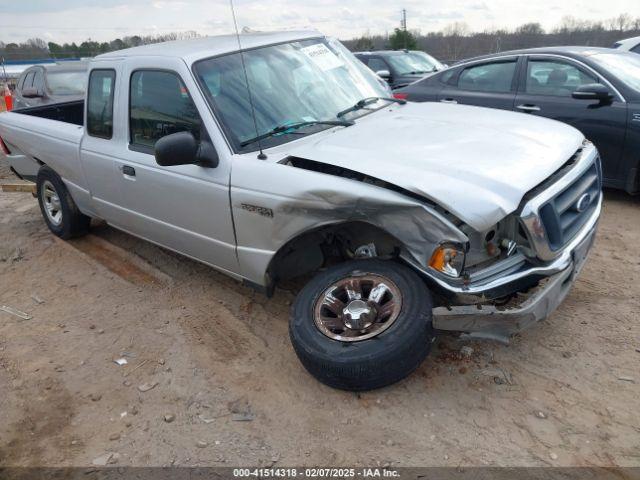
[240,120,354,148]
[336,96,406,118]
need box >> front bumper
[432,211,598,340]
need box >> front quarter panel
[230,157,468,286]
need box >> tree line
[344,14,640,62]
[0,32,199,61]
[1,14,640,63]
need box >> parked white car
[613,35,640,53]
[0,31,602,390]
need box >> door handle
[517,104,541,112]
[121,165,136,177]
[440,98,458,104]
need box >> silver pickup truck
[0,31,602,391]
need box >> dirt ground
[0,158,639,469]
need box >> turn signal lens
[429,245,465,277]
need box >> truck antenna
[229,0,267,160]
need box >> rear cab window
[129,70,202,153]
[87,69,116,139]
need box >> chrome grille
[520,143,602,261]
[538,158,602,251]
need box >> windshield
[47,71,87,95]
[193,37,388,152]
[409,51,443,71]
[386,52,438,75]
[591,52,640,92]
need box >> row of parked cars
[0,31,633,390]
[354,40,640,196]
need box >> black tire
[289,259,434,391]
[36,165,91,239]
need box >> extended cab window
[129,70,201,150]
[87,69,115,139]
[525,59,597,97]
[458,60,516,93]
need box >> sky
[1,0,640,44]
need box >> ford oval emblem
[575,193,591,213]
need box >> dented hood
[285,102,585,232]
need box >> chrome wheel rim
[313,273,402,342]
[41,180,63,226]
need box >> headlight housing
[429,243,466,277]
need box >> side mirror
[22,87,42,98]
[154,131,219,168]
[375,69,392,81]
[572,83,613,102]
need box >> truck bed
[0,102,84,183]
[15,100,84,126]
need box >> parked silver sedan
[13,62,88,109]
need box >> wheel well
[267,221,405,288]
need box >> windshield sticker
[301,43,344,71]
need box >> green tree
[389,28,417,50]
[48,42,63,58]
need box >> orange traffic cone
[3,83,12,111]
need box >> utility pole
[401,9,407,50]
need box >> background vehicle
[396,47,640,194]
[0,32,601,391]
[355,50,445,89]
[13,61,88,109]
[613,36,640,53]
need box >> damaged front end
[232,142,601,342]
[426,143,602,341]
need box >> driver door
[513,56,628,182]
[107,57,238,274]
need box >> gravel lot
[0,158,639,468]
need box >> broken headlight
[429,243,466,277]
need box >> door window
[129,70,201,150]
[440,69,456,85]
[631,44,640,54]
[87,69,116,139]
[525,59,597,97]
[457,61,516,93]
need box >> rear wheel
[36,165,90,239]
[289,259,434,391]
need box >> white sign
[301,43,344,71]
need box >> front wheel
[36,165,91,239]
[289,259,434,391]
